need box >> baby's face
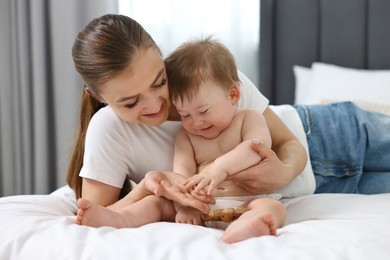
[174,80,237,139]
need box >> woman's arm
[79,107,134,207]
[82,178,122,207]
[228,107,307,193]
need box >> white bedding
[1,186,389,260]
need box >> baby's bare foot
[76,198,127,228]
[221,212,276,244]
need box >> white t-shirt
[80,71,315,197]
[270,105,315,197]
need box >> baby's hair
[165,36,239,104]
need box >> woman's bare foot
[221,212,276,244]
[76,198,127,228]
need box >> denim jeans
[294,102,390,194]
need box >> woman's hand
[135,171,214,213]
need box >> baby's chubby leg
[76,195,175,228]
[221,198,285,244]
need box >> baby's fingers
[193,179,211,194]
[184,176,202,190]
[207,180,219,196]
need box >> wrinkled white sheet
[0,186,389,260]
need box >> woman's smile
[143,104,164,118]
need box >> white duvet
[0,186,389,260]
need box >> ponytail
[66,90,132,199]
[66,90,104,199]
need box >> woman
[67,14,307,210]
[67,14,390,212]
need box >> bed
[1,186,390,259]
[1,0,390,259]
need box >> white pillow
[293,65,312,104]
[303,62,390,106]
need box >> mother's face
[99,48,171,126]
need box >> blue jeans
[294,102,390,194]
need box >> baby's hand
[184,167,227,195]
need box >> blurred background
[0,0,260,196]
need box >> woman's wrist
[275,139,307,180]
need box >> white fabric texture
[293,65,312,104]
[80,70,269,188]
[1,186,389,260]
[294,62,390,106]
[270,105,315,198]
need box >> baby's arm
[186,109,272,195]
[172,130,204,223]
[173,129,197,178]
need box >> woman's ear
[84,86,106,104]
[228,82,241,105]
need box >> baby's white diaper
[204,193,282,230]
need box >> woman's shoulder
[87,106,127,137]
[89,106,128,128]
[237,70,269,112]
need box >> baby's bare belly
[212,180,258,197]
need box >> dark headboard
[260,0,390,105]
